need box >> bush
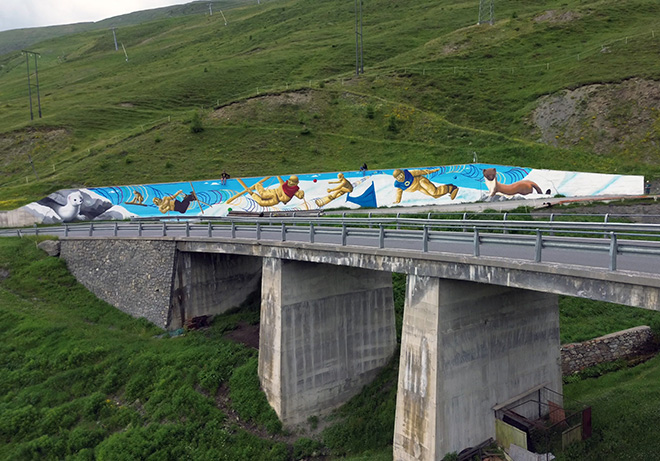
[387,116,399,133]
[190,112,204,133]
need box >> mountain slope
[1,0,659,208]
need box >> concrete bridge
[13,218,660,459]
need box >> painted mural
[21,164,644,224]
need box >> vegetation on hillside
[1,0,660,208]
[2,1,660,457]
[1,237,660,459]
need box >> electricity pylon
[478,0,494,25]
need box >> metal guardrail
[3,217,660,273]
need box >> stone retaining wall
[60,238,177,329]
[560,326,658,375]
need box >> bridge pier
[170,252,262,329]
[258,257,397,426]
[394,276,561,459]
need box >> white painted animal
[53,191,84,222]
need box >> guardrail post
[281,223,286,242]
[368,212,372,227]
[17,229,21,238]
[473,227,480,257]
[503,213,508,234]
[379,224,384,248]
[257,222,262,240]
[64,223,69,237]
[342,223,347,246]
[34,224,39,236]
[609,232,618,271]
[138,222,143,237]
[207,221,212,237]
[89,223,93,237]
[427,212,432,220]
[162,222,166,237]
[114,222,118,237]
[310,223,315,243]
[535,229,543,262]
[462,212,467,232]
[396,213,400,229]
[423,225,429,252]
[549,213,554,236]
[604,214,609,238]
[185,221,190,237]
[231,221,236,239]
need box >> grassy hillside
[1,0,660,210]
[0,1,250,55]
[2,237,660,459]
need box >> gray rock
[38,239,61,257]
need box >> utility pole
[112,27,118,51]
[355,0,364,76]
[22,50,42,120]
[478,0,494,25]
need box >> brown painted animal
[483,168,542,197]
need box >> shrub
[387,116,399,133]
[190,112,204,133]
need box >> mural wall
[21,164,644,224]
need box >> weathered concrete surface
[393,276,561,459]
[170,252,262,329]
[60,238,177,329]
[0,207,39,228]
[178,239,660,311]
[258,257,397,426]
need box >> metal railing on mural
[4,218,660,273]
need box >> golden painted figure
[153,190,196,214]
[250,176,305,207]
[315,173,354,207]
[125,190,144,205]
[392,168,458,204]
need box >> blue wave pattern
[84,163,535,218]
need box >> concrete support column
[170,252,262,330]
[394,276,561,460]
[258,257,397,426]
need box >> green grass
[0,237,281,460]
[3,0,660,456]
[1,236,660,459]
[2,0,660,207]
[558,355,660,460]
[560,296,660,344]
